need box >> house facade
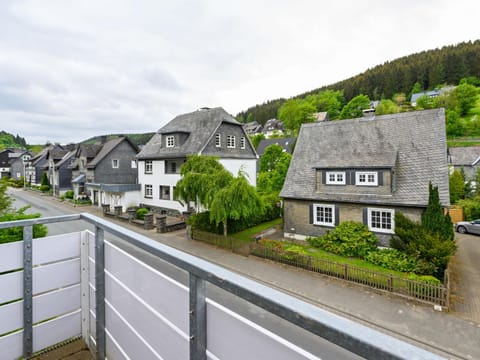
[46,147,76,196]
[9,151,32,181]
[280,109,450,245]
[72,137,140,211]
[137,107,258,214]
[447,146,480,180]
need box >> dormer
[161,132,189,148]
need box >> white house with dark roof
[137,107,258,214]
[280,109,450,245]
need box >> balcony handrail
[0,213,444,360]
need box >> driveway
[450,232,480,324]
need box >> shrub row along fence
[249,244,449,309]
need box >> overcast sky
[1,0,479,144]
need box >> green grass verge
[231,218,282,243]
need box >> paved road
[449,232,480,324]
[8,189,480,359]
[8,189,363,360]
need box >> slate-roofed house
[27,145,58,186]
[243,121,263,135]
[137,107,258,214]
[280,109,450,245]
[47,147,76,196]
[9,151,32,181]
[76,137,139,211]
[263,119,284,138]
[256,137,295,172]
[0,149,18,178]
[447,146,480,180]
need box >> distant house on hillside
[447,146,480,180]
[243,121,263,135]
[137,107,257,214]
[411,86,455,106]
[71,137,139,211]
[263,119,284,138]
[280,109,450,245]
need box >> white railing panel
[105,241,189,333]
[0,270,22,304]
[0,301,21,335]
[106,271,189,360]
[33,258,80,295]
[206,300,320,360]
[106,301,162,360]
[33,232,81,266]
[32,310,81,353]
[0,330,22,360]
[106,329,129,360]
[89,257,95,291]
[0,241,22,273]
[34,284,81,324]
[0,285,81,336]
[89,309,96,339]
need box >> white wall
[220,158,257,187]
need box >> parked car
[455,220,480,235]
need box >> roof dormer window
[227,135,235,148]
[166,136,175,148]
[215,133,221,147]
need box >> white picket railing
[0,214,446,360]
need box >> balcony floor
[30,339,93,360]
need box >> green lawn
[231,218,282,243]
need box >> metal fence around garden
[191,229,251,256]
[248,244,449,308]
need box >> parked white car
[455,219,480,235]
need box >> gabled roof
[87,137,138,169]
[256,138,296,157]
[76,144,102,159]
[137,107,254,160]
[280,109,450,207]
[448,146,480,166]
[54,150,76,169]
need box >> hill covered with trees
[236,40,480,125]
[0,131,27,150]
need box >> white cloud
[0,0,479,144]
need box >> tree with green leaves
[0,182,13,215]
[257,146,292,195]
[449,169,466,203]
[249,133,265,149]
[409,82,423,100]
[174,155,233,211]
[451,82,478,115]
[278,98,316,135]
[315,90,345,119]
[421,182,454,242]
[209,173,265,241]
[375,99,400,115]
[339,94,371,119]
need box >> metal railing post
[95,226,106,360]
[189,274,206,360]
[23,225,33,358]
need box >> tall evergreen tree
[421,182,454,241]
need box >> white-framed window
[112,159,119,168]
[368,208,394,233]
[326,171,346,185]
[313,204,335,227]
[166,136,175,148]
[131,160,137,169]
[215,133,221,147]
[240,137,246,149]
[145,160,153,174]
[356,171,378,186]
[144,184,153,199]
[159,185,170,200]
[227,135,235,148]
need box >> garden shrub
[65,190,74,199]
[307,221,377,258]
[39,184,50,192]
[457,196,480,220]
[364,248,417,273]
[136,207,149,220]
[0,208,48,244]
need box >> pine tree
[421,182,454,241]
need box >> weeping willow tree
[209,172,265,242]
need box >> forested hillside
[237,40,480,125]
[82,132,155,147]
[0,131,27,150]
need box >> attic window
[112,159,119,168]
[356,171,378,186]
[227,135,235,148]
[326,171,345,185]
[240,137,246,149]
[166,136,175,148]
[215,133,221,147]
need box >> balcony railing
[0,213,445,360]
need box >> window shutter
[362,208,368,225]
[335,206,340,226]
[309,204,314,224]
[349,170,356,185]
[321,171,326,184]
[378,171,384,186]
